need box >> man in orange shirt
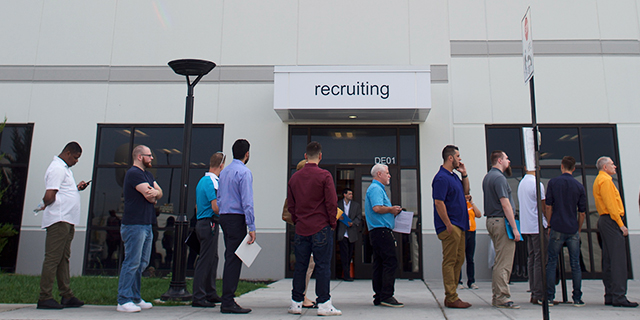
[593,156,637,308]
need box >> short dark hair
[561,156,576,171]
[232,139,250,160]
[306,141,322,158]
[62,141,82,154]
[442,145,458,161]
[490,150,505,166]
[210,152,225,168]
[343,188,353,195]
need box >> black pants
[192,217,220,302]
[339,237,355,279]
[598,215,628,304]
[219,214,247,307]
[370,228,397,303]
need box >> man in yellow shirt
[593,156,637,308]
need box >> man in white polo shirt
[37,142,89,309]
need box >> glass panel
[0,166,28,271]
[98,127,132,166]
[400,169,420,273]
[290,127,307,164]
[90,168,125,227]
[134,127,183,166]
[508,168,523,217]
[591,231,602,273]
[486,128,523,167]
[539,127,581,166]
[581,127,616,166]
[579,232,592,273]
[0,126,33,165]
[311,128,396,165]
[190,127,224,166]
[399,128,417,166]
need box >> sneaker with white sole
[117,302,142,313]
[136,299,153,310]
[317,299,342,316]
[288,300,302,314]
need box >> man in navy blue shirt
[432,145,471,309]
[545,156,586,307]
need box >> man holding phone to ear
[37,142,89,310]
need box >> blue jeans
[546,230,582,301]
[117,224,153,305]
[292,225,333,304]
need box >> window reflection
[539,127,581,166]
[311,128,396,164]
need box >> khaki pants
[39,221,75,301]
[437,225,465,303]
[486,217,515,305]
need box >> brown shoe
[445,299,472,308]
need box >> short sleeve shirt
[122,166,157,225]
[42,156,81,228]
[518,174,547,234]
[196,172,218,219]
[482,167,515,217]
[365,180,394,230]
[432,166,468,234]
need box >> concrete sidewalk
[1,279,639,319]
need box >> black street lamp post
[161,59,216,301]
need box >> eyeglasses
[141,154,153,158]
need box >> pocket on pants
[313,227,329,247]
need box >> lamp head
[168,59,216,76]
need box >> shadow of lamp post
[161,59,216,301]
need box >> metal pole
[529,76,550,319]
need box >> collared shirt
[467,202,477,232]
[482,167,515,217]
[365,179,394,230]
[218,159,256,231]
[42,156,81,228]
[287,163,338,236]
[432,165,468,234]
[343,199,351,238]
[593,171,625,227]
[518,174,547,234]
[546,172,587,234]
[196,172,219,219]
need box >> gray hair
[371,163,387,177]
[596,156,611,171]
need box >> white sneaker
[136,299,153,309]
[117,302,142,313]
[317,299,342,316]
[288,300,302,314]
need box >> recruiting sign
[522,7,534,83]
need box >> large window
[486,124,626,280]
[84,124,224,275]
[0,123,33,272]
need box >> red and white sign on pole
[522,7,534,83]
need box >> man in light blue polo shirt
[365,163,403,308]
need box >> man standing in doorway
[366,164,403,308]
[37,142,88,309]
[117,145,163,312]
[336,188,362,282]
[482,150,520,309]
[287,141,341,316]
[517,167,547,305]
[217,139,255,314]
[432,145,471,309]
[593,156,638,307]
[545,156,586,307]
[192,152,226,308]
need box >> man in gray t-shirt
[482,150,520,309]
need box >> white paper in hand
[392,211,413,234]
[235,234,262,268]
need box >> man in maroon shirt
[287,141,341,316]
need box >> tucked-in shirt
[123,166,157,225]
[593,171,625,227]
[432,166,468,234]
[218,159,256,231]
[482,167,515,217]
[287,163,338,236]
[546,172,587,234]
[518,174,547,234]
[467,202,477,232]
[196,172,219,219]
[365,180,394,230]
[42,156,81,228]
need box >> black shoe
[380,297,404,308]
[61,296,84,308]
[220,303,251,314]
[343,277,354,282]
[207,295,222,303]
[605,300,612,305]
[613,300,639,308]
[193,300,217,308]
[373,299,381,306]
[37,299,64,309]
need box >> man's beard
[452,159,459,170]
[504,165,512,177]
[143,159,153,168]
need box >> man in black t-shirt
[116,145,163,313]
